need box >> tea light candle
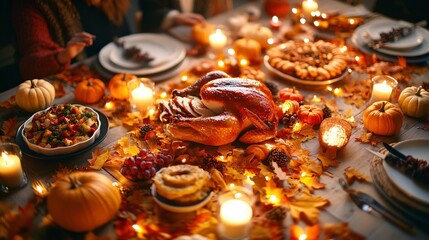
[270,16,282,31]
[209,29,227,55]
[220,199,253,239]
[369,75,398,105]
[0,151,24,188]
[302,0,318,19]
[131,83,154,112]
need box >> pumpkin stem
[122,74,127,81]
[86,79,93,87]
[416,86,422,96]
[30,79,36,88]
[379,101,387,112]
[69,176,82,189]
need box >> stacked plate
[370,139,429,224]
[96,33,187,81]
[351,19,429,63]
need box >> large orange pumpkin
[108,73,137,100]
[363,101,404,136]
[191,22,215,45]
[47,172,121,232]
[298,105,324,125]
[75,78,106,104]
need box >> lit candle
[302,0,318,19]
[104,101,114,110]
[32,180,48,198]
[270,16,282,31]
[219,199,253,239]
[131,83,154,112]
[0,151,24,188]
[209,29,227,55]
[369,75,397,104]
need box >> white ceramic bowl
[22,104,101,156]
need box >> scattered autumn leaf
[53,79,66,98]
[114,137,140,157]
[0,96,16,109]
[355,130,380,146]
[323,222,365,240]
[0,116,20,142]
[317,149,339,169]
[344,167,371,185]
[88,148,112,170]
[289,193,330,225]
[300,175,325,192]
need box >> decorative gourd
[75,78,106,104]
[298,105,324,125]
[108,73,137,100]
[398,86,429,118]
[264,0,290,17]
[363,101,403,136]
[47,172,121,232]
[279,87,304,102]
[281,100,300,114]
[16,79,55,112]
[232,38,262,62]
[191,22,215,45]
[239,23,273,48]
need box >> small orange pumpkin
[279,87,304,102]
[108,73,137,100]
[47,172,121,232]
[75,78,106,104]
[191,22,215,45]
[298,105,324,125]
[232,38,262,62]
[363,101,403,136]
[281,100,300,114]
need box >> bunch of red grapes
[120,149,173,181]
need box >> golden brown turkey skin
[162,71,279,146]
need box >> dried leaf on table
[300,175,325,192]
[291,122,317,142]
[0,96,16,109]
[355,130,380,146]
[317,149,339,169]
[88,148,112,170]
[114,137,140,157]
[289,193,330,225]
[258,162,277,180]
[53,79,66,98]
[187,210,217,237]
[344,167,370,185]
[0,201,36,239]
[0,116,19,142]
[323,222,365,240]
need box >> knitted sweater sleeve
[12,0,70,80]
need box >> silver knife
[339,178,416,234]
[365,148,385,159]
[383,142,408,160]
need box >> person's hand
[171,12,205,26]
[57,32,95,65]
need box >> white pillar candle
[302,0,318,18]
[0,151,24,188]
[370,81,393,103]
[131,83,154,112]
[209,29,227,54]
[219,199,253,239]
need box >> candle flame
[265,176,270,181]
[217,60,225,68]
[104,101,114,110]
[228,48,235,55]
[269,194,279,204]
[292,8,298,14]
[1,152,9,163]
[327,86,333,92]
[132,224,143,233]
[239,59,249,67]
[32,180,48,197]
[229,183,235,188]
[160,92,167,99]
[321,13,327,19]
[313,20,320,27]
[181,158,187,163]
[340,45,347,52]
[299,234,308,240]
[272,16,279,23]
[355,56,360,62]
[234,192,243,199]
[300,18,306,24]
[349,18,355,25]
[267,38,274,45]
[112,182,119,187]
[314,11,321,17]
[180,75,188,82]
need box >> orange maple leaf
[0,96,16,109]
[0,116,19,142]
[323,222,365,240]
[300,175,325,192]
[53,79,66,98]
[355,130,380,146]
[289,193,330,225]
[344,167,371,185]
[317,149,339,169]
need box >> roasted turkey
[159,71,280,146]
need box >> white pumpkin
[239,23,273,48]
[16,79,55,112]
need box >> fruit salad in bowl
[22,104,101,156]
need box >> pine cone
[139,124,153,138]
[267,149,290,169]
[201,156,225,172]
[322,106,332,119]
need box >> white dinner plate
[367,20,424,50]
[353,19,429,57]
[99,33,186,75]
[263,56,350,86]
[382,138,429,205]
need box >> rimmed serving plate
[382,138,429,205]
[151,184,213,213]
[16,107,109,159]
[99,33,186,75]
[367,20,424,50]
[263,55,350,86]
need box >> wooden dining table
[1,0,429,239]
